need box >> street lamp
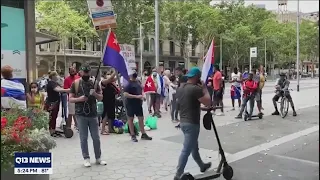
[296,0,300,92]
[155,0,160,67]
[139,20,154,78]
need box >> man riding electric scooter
[235,73,258,120]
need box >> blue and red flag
[201,39,215,82]
[102,31,130,81]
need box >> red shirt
[243,80,257,94]
[64,75,80,89]
[212,71,222,91]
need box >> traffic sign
[87,0,117,30]
[250,47,257,58]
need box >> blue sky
[210,1,319,13]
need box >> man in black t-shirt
[69,64,106,167]
[124,71,152,142]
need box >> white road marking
[227,126,319,163]
[270,154,319,166]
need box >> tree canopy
[36,0,319,68]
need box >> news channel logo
[14,152,52,174]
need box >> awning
[36,31,60,45]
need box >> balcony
[37,49,102,57]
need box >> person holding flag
[144,68,163,118]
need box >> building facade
[36,35,204,77]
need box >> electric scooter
[180,106,234,180]
[243,95,263,121]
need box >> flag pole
[93,29,112,88]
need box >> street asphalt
[49,78,319,180]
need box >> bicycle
[277,89,293,118]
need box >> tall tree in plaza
[36,1,96,71]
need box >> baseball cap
[279,72,286,76]
[80,64,91,72]
[185,67,201,78]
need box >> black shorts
[102,100,115,120]
[126,104,143,118]
[213,89,223,100]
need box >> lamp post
[296,0,300,92]
[155,0,160,67]
[139,20,154,78]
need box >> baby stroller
[115,96,127,122]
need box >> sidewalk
[50,82,319,180]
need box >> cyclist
[272,73,297,116]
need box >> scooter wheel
[64,128,74,138]
[222,165,233,180]
[180,172,195,180]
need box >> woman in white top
[229,67,242,110]
[162,70,171,111]
[169,76,179,122]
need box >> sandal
[100,131,109,135]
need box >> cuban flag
[201,39,215,82]
[102,31,132,81]
[1,79,26,109]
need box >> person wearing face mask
[149,68,162,117]
[124,71,152,142]
[64,67,80,130]
[174,67,212,180]
[69,64,107,167]
[45,71,70,137]
[27,82,44,109]
[242,67,249,80]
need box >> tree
[36,1,96,71]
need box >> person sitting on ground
[272,73,297,116]
[235,73,258,120]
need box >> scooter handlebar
[201,106,223,111]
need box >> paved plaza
[51,79,319,180]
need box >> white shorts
[68,102,75,115]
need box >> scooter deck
[193,169,221,180]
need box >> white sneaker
[84,159,91,167]
[96,158,107,165]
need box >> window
[74,38,81,50]
[159,41,163,55]
[180,42,185,57]
[192,43,196,56]
[134,40,138,54]
[150,38,155,52]
[81,37,87,50]
[170,41,175,56]
[143,37,149,52]
[68,38,73,49]
[96,40,101,51]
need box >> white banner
[1,50,27,78]
[120,44,136,70]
